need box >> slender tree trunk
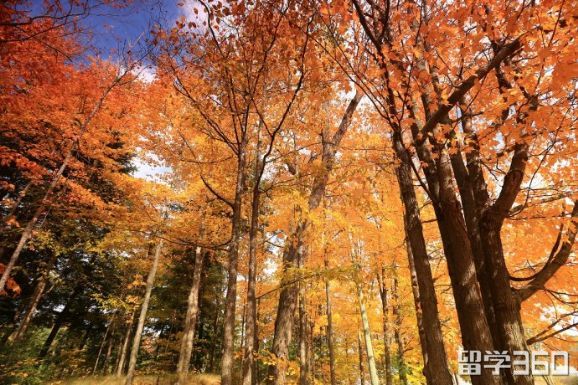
[221,136,248,385]
[358,331,365,385]
[10,272,48,342]
[0,159,68,293]
[243,138,262,385]
[0,78,124,293]
[268,92,361,385]
[392,269,408,385]
[253,298,260,385]
[38,285,81,358]
[11,252,58,342]
[392,132,453,385]
[209,292,222,373]
[325,260,337,385]
[103,335,115,374]
[93,316,115,374]
[299,287,310,385]
[117,309,136,377]
[2,180,31,228]
[177,246,205,384]
[376,267,393,385]
[356,278,380,385]
[309,320,314,384]
[125,240,163,385]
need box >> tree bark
[392,132,453,385]
[221,135,248,385]
[116,309,135,377]
[406,243,429,382]
[267,91,361,385]
[376,266,393,385]
[432,149,502,385]
[38,285,81,358]
[325,259,337,385]
[125,240,163,385]
[242,135,263,385]
[299,286,311,385]
[267,230,302,385]
[392,268,408,385]
[356,278,380,385]
[93,315,115,374]
[10,268,49,342]
[177,246,205,384]
[358,331,365,385]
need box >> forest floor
[54,374,221,385]
[52,374,578,385]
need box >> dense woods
[1,1,577,385]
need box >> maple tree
[1,1,577,385]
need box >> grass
[50,374,221,385]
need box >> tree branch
[517,201,578,301]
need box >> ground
[51,375,221,385]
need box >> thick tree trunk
[480,212,533,385]
[451,133,532,385]
[406,244,429,381]
[221,137,248,385]
[177,246,205,384]
[392,132,453,385]
[125,240,163,385]
[116,309,135,377]
[376,267,393,385]
[431,150,501,385]
[267,231,302,385]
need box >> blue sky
[28,0,189,57]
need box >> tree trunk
[125,240,163,385]
[267,233,302,385]
[103,335,115,374]
[93,315,115,374]
[432,149,502,385]
[221,136,248,385]
[358,331,365,385]
[356,278,380,385]
[177,246,205,384]
[392,132,453,385]
[243,137,262,385]
[116,309,135,377]
[38,285,81,358]
[325,260,337,385]
[299,287,310,385]
[406,243,429,382]
[268,92,360,385]
[392,269,408,385]
[376,266,393,385]
[0,78,123,293]
[10,271,48,342]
